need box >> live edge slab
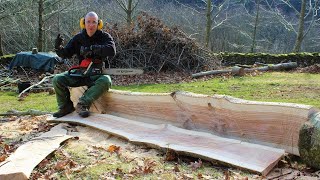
[49,88,320,174]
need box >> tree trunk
[0,33,3,56]
[293,0,306,52]
[250,0,260,53]
[205,0,212,48]
[127,0,133,26]
[37,0,44,52]
[115,0,137,27]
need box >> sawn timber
[49,88,320,174]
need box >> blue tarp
[9,52,60,72]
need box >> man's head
[84,12,99,37]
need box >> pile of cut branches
[297,64,320,74]
[105,12,221,73]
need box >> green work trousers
[52,72,112,109]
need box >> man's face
[85,16,98,37]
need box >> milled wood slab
[69,89,314,156]
[0,124,73,180]
[48,113,285,175]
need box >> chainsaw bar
[103,68,144,75]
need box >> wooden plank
[0,124,73,180]
[48,113,285,175]
[69,89,313,156]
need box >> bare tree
[36,0,75,52]
[2,0,320,54]
[266,0,320,52]
[169,0,230,49]
[204,0,230,48]
[205,0,212,47]
[0,0,32,55]
[0,34,3,56]
[251,0,261,52]
[293,0,307,52]
[37,0,44,52]
[115,0,139,26]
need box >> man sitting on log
[53,11,116,118]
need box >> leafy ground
[1,71,320,179]
[1,115,319,179]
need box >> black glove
[80,46,93,58]
[55,34,64,50]
[91,45,102,55]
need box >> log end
[299,111,320,169]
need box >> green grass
[0,91,57,113]
[113,72,320,108]
[1,72,320,113]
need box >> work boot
[76,102,90,118]
[53,105,75,118]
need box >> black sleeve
[92,32,116,58]
[55,35,79,59]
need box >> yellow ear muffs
[97,19,103,30]
[80,17,85,29]
[80,18,103,30]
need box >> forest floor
[1,115,319,179]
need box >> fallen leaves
[224,170,249,180]
[31,148,81,179]
[173,163,180,172]
[111,71,193,86]
[297,64,320,74]
[0,154,7,162]
[33,121,53,132]
[188,158,202,170]
[54,159,72,171]
[142,159,157,174]
[0,142,18,162]
[107,144,121,154]
[130,158,158,175]
[164,148,177,161]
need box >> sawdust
[68,125,129,147]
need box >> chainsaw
[68,58,143,76]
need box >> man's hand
[55,34,64,50]
[80,46,93,58]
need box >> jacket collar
[81,29,102,38]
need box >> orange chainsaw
[68,58,100,77]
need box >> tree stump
[299,111,320,169]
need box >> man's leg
[77,75,112,117]
[52,72,84,117]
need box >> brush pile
[297,64,320,73]
[105,12,221,73]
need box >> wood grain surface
[49,113,285,175]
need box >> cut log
[68,88,319,169]
[299,111,320,169]
[192,69,231,78]
[48,113,284,175]
[192,62,298,78]
[0,109,50,116]
[0,124,73,180]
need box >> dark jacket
[56,30,116,64]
